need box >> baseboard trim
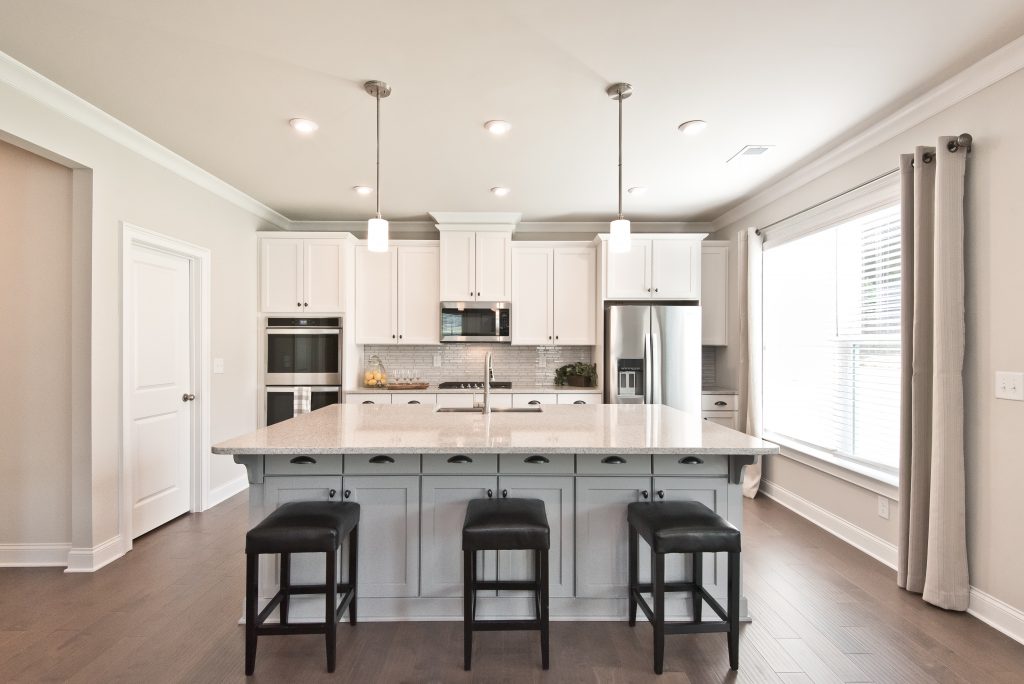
[0,542,72,567]
[760,479,898,568]
[207,474,249,510]
[968,587,1024,646]
[64,535,124,573]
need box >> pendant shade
[609,218,631,253]
[367,217,389,253]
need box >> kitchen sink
[434,406,543,413]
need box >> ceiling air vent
[727,144,775,163]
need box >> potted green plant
[554,362,598,388]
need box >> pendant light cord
[617,92,623,220]
[375,91,382,219]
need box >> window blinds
[762,203,901,475]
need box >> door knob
[182,393,195,402]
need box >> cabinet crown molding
[430,211,521,226]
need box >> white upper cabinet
[512,245,596,346]
[438,227,512,301]
[356,242,440,345]
[511,248,554,345]
[396,245,441,344]
[603,235,705,300]
[701,241,729,345]
[260,235,348,313]
[553,247,596,345]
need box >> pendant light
[364,80,391,252]
[607,82,633,253]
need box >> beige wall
[0,140,73,547]
[717,68,1024,612]
[0,75,270,556]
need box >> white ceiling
[1,1,1023,222]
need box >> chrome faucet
[483,352,494,414]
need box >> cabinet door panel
[475,232,511,300]
[553,247,596,344]
[511,248,553,345]
[397,245,440,344]
[651,239,700,299]
[354,246,398,344]
[420,476,498,597]
[260,239,303,312]
[701,245,729,344]
[606,239,651,299]
[440,231,476,301]
[654,477,729,595]
[303,239,345,313]
[575,476,652,598]
[262,476,344,588]
[343,476,419,597]
[497,476,574,598]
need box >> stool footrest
[630,588,730,633]
[471,580,540,591]
[632,583,728,622]
[470,619,542,632]
[287,583,355,596]
[256,623,332,637]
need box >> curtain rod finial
[948,133,972,153]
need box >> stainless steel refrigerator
[604,303,701,415]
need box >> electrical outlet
[995,371,1024,401]
[877,496,890,520]
[213,357,225,374]
[433,354,442,368]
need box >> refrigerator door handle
[651,321,663,405]
[643,332,653,404]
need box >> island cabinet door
[262,476,345,589]
[654,477,730,596]
[496,476,574,598]
[420,475,498,597]
[575,476,653,599]
[342,476,419,598]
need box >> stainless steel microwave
[440,302,510,342]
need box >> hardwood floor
[1,492,1022,682]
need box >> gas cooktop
[437,381,513,390]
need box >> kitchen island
[213,403,777,622]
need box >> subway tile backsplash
[702,347,716,386]
[362,344,595,387]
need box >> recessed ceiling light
[484,120,512,136]
[353,186,374,195]
[627,186,648,196]
[490,186,511,197]
[289,118,319,135]
[677,119,707,136]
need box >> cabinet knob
[501,489,508,498]
[647,288,651,293]
[344,489,352,499]
[548,336,552,340]
[328,489,337,499]
[657,490,665,499]
[555,335,559,340]
[297,302,301,307]
[392,334,396,339]
[304,302,308,307]
[399,334,403,339]
[487,489,494,498]
[477,291,481,296]
[654,288,659,293]
[641,490,649,499]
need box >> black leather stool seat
[463,498,550,551]
[627,501,740,554]
[246,501,359,555]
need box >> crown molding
[517,221,712,234]
[428,211,522,225]
[712,34,1024,230]
[0,50,291,229]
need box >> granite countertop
[212,404,778,456]
[344,384,602,394]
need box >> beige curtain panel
[740,227,764,498]
[896,138,970,611]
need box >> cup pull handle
[290,456,316,465]
[361,400,374,405]
[524,455,550,464]
[714,400,727,407]
[573,400,586,405]
[448,455,473,464]
[679,456,705,465]
[601,456,626,465]
[369,455,395,464]
[409,400,421,405]
[528,400,541,405]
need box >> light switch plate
[877,495,890,520]
[995,371,1024,400]
[213,358,225,374]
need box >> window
[762,199,901,480]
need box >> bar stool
[627,500,741,674]
[462,496,550,671]
[244,500,359,675]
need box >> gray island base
[213,404,778,623]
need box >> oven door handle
[267,329,340,335]
[266,386,340,392]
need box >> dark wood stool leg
[463,550,473,671]
[279,553,291,625]
[540,548,550,670]
[653,550,666,675]
[348,525,358,625]
[628,524,638,627]
[245,552,258,676]
[326,547,338,673]
[691,551,702,623]
[727,551,740,671]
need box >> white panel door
[553,247,596,345]
[605,238,651,299]
[397,245,440,344]
[439,230,476,301]
[511,247,553,345]
[128,245,192,538]
[354,245,398,344]
[343,476,419,597]
[575,476,652,598]
[701,244,729,345]
[420,476,497,597]
[260,238,303,312]
[497,476,575,598]
[303,239,345,313]
[475,232,511,300]
[651,239,700,299]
